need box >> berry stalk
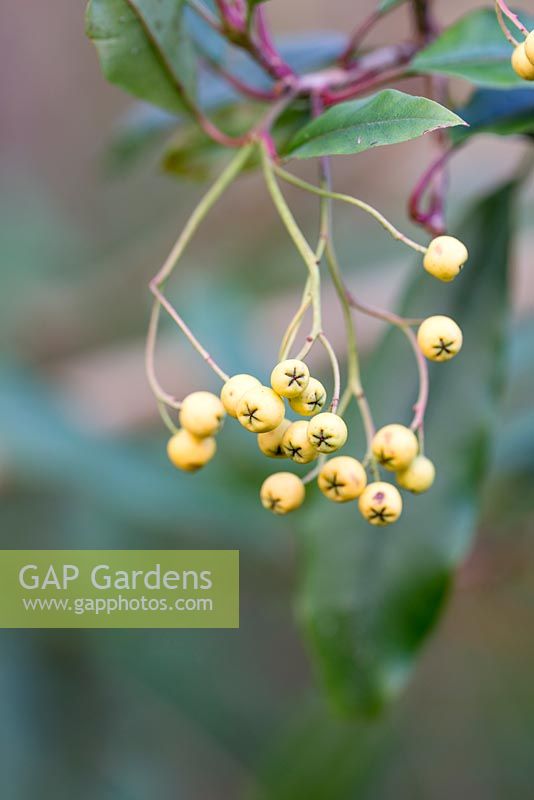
[146,143,255,408]
[272,164,429,255]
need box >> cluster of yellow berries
[166,234,467,526]
[260,423,437,525]
[511,30,534,81]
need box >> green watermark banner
[0,550,239,629]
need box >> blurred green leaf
[162,101,310,179]
[451,88,534,144]
[287,90,465,158]
[107,104,180,171]
[86,0,196,113]
[297,181,515,716]
[0,366,286,557]
[252,698,387,800]
[412,9,534,87]
[482,318,534,523]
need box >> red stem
[409,145,458,235]
[340,10,382,66]
[215,0,245,32]
[322,65,411,105]
[201,57,278,102]
[194,108,248,148]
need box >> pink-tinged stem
[251,6,294,80]
[194,109,248,148]
[150,281,230,382]
[403,326,429,432]
[495,3,520,45]
[201,57,278,102]
[346,292,429,432]
[409,145,458,235]
[340,10,382,66]
[255,6,279,59]
[344,292,422,327]
[322,64,411,105]
[145,300,183,409]
[215,0,245,31]
[495,0,529,36]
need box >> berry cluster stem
[278,278,312,361]
[495,2,520,46]
[345,293,430,437]
[146,143,254,410]
[260,143,322,342]
[495,0,529,38]
[325,240,377,464]
[312,142,378,468]
[272,164,429,255]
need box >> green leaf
[85,0,196,113]
[451,88,534,144]
[286,89,466,158]
[162,102,310,181]
[297,182,515,716]
[412,8,534,88]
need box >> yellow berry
[417,315,463,362]
[270,359,310,398]
[396,455,435,494]
[358,482,402,526]
[289,377,327,416]
[260,472,305,515]
[257,419,292,458]
[307,413,348,454]
[282,421,318,464]
[221,374,261,418]
[179,391,226,438]
[423,235,468,282]
[372,424,418,471]
[236,385,285,433]
[318,456,367,503]
[167,429,216,472]
[525,31,534,65]
[511,42,534,80]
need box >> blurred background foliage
[1,0,533,797]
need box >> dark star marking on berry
[368,506,395,523]
[307,392,325,411]
[376,450,394,467]
[266,494,281,512]
[284,367,306,388]
[324,472,345,497]
[242,404,260,425]
[311,429,334,449]
[433,338,455,357]
[285,441,302,459]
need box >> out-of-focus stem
[145,301,182,409]
[495,3,520,45]
[158,400,180,435]
[147,145,253,402]
[495,0,529,36]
